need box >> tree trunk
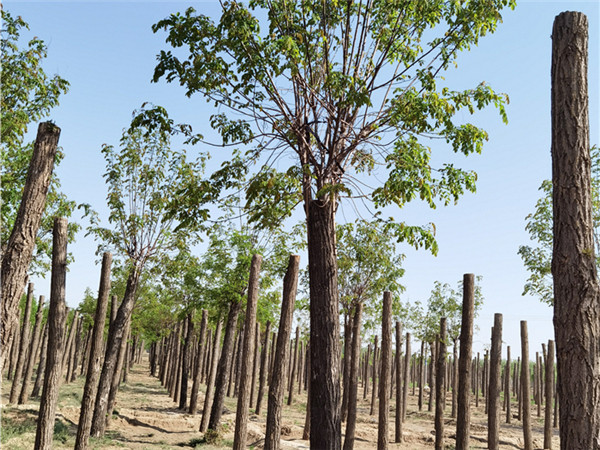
[506,346,511,424]
[74,252,112,449]
[307,198,341,450]
[544,340,555,450]
[343,302,362,450]
[418,340,425,411]
[435,318,447,450]
[451,340,458,419]
[179,314,193,410]
[91,264,141,437]
[488,314,503,450]
[370,335,379,416]
[456,273,475,450]
[1,123,61,376]
[233,254,262,450]
[521,321,533,450]
[10,282,35,404]
[200,321,223,433]
[378,292,392,450]
[34,217,68,450]
[19,294,45,404]
[255,320,271,415]
[402,333,410,425]
[264,254,300,450]
[287,326,300,405]
[208,297,243,431]
[341,312,352,422]
[551,11,600,450]
[31,322,49,398]
[395,322,403,443]
[70,318,84,382]
[105,317,131,425]
[250,321,260,407]
[189,309,208,414]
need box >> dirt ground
[1,360,559,449]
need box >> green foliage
[151,0,514,248]
[337,219,405,331]
[409,277,484,344]
[0,10,89,275]
[518,146,600,306]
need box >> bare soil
[1,361,559,449]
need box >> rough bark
[74,252,112,449]
[544,340,555,450]
[395,322,403,443]
[551,11,600,450]
[521,321,533,450]
[34,217,68,450]
[307,199,341,449]
[488,314,503,450]
[179,314,193,410]
[264,255,300,450]
[250,321,260,407]
[378,292,392,450]
[233,254,262,450]
[341,313,352,422]
[105,317,131,424]
[255,320,271,415]
[343,302,362,450]
[435,318,447,450]
[402,333,410,424]
[31,322,48,398]
[456,273,475,450]
[200,321,223,432]
[287,326,300,405]
[1,123,61,375]
[19,294,45,404]
[370,335,379,416]
[189,309,208,414]
[9,282,35,404]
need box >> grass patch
[53,419,71,444]
[0,412,37,444]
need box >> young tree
[89,110,205,437]
[518,146,599,306]
[151,1,514,444]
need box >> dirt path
[1,360,559,449]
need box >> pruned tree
[150,1,514,444]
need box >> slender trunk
[255,320,271,415]
[370,335,379,415]
[34,218,68,450]
[506,346,512,424]
[544,340,555,450]
[1,123,61,375]
[264,255,300,450]
[250,321,260,407]
[521,321,533,450]
[402,333,410,424]
[189,309,208,414]
[233,254,262,450]
[19,294,45,404]
[435,318,447,450]
[70,318,84,382]
[377,292,392,450]
[395,322,403,443]
[179,314,193,410]
[418,340,425,411]
[200,321,223,433]
[307,198,341,449]
[551,12,600,450]
[105,318,131,425]
[343,303,362,450]
[341,312,351,422]
[287,326,300,405]
[31,322,49,398]
[456,273,475,450]
[10,282,35,404]
[451,340,458,419]
[488,314,503,450]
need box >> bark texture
[19,294,45,404]
[488,314,503,450]
[377,292,392,450]
[9,282,35,404]
[551,11,600,450]
[189,309,208,415]
[343,303,362,450]
[34,218,68,450]
[1,122,61,375]
[521,321,533,450]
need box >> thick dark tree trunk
[34,218,68,450]
[264,255,300,450]
[233,254,262,450]
[189,309,208,414]
[208,298,242,431]
[435,318,447,450]
[75,252,112,450]
[255,320,271,415]
[307,199,341,449]
[1,123,61,376]
[9,282,35,404]
[200,321,223,433]
[488,314,503,450]
[521,321,533,450]
[456,273,475,450]
[19,294,45,404]
[378,292,392,449]
[551,11,600,450]
[343,302,362,450]
[91,265,141,437]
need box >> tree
[518,146,599,306]
[89,109,205,437]
[151,1,514,444]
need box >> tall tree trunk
[91,265,141,437]
[31,322,49,398]
[307,198,341,450]
[250,321,260,407]
[456,273,475,450]
[370,335,379,416]
[264,255,300,450]
[200,321,223,433]
[488,314,503,450]
[287,326,300,405]
[1,123,61,375]
[505,346,511,424]
[544,340,555,450]
[435,318,447,450]
[341,312,352,422]
[19,294,45,404]
[179,314,193,410]
[395,322,403,443]
[402,333,410,424]
[208,297,242,431]
[451,340,458,419]
[343,303,362,450]
[34,218,68,450]
[70,318,84,382]
[233,254,262,450]
[551,11,600,450]
[378,292,392,450]
[9,282,35,404]
[189,309,208,414]
[75,252,112,450]
[521,321,533,450]
[105,317,131,425]
[255,320,271,415]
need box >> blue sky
[6,1,599,356]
